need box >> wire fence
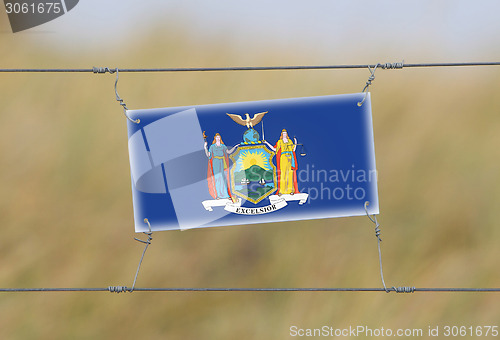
[0,61,499,73]
[0,60,499,294]
[0,287,499,294]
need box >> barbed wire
[0,61,499,73]
[0,287,498,293]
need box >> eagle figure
[226,111,268,129]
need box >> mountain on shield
[233,165,274,200]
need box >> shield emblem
[230,144,277,204]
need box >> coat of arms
[202,111,308,214]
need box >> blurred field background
[1,2,500,339]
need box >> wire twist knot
[93,67,139,123]
[391,286,416,293]
[108,286,129,293]
[364,201,382,242]
[357,64,378,106]
[358,61,404,106]
[380,61,404,69]
[127,218,154,293]
[92,67,116,74]
[113,68,140,124]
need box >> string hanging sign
[126,93,379,232]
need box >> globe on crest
[243,128,260,143]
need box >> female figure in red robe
[204,133,238,199]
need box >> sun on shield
[230,145,277,204]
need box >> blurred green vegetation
[0,15,499,340]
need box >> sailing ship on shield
[202,111,308,215]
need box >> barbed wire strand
[0,288,498,293]
[0,61,499,73]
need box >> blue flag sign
[126,93,379,232]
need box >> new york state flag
[126,93,379,232]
